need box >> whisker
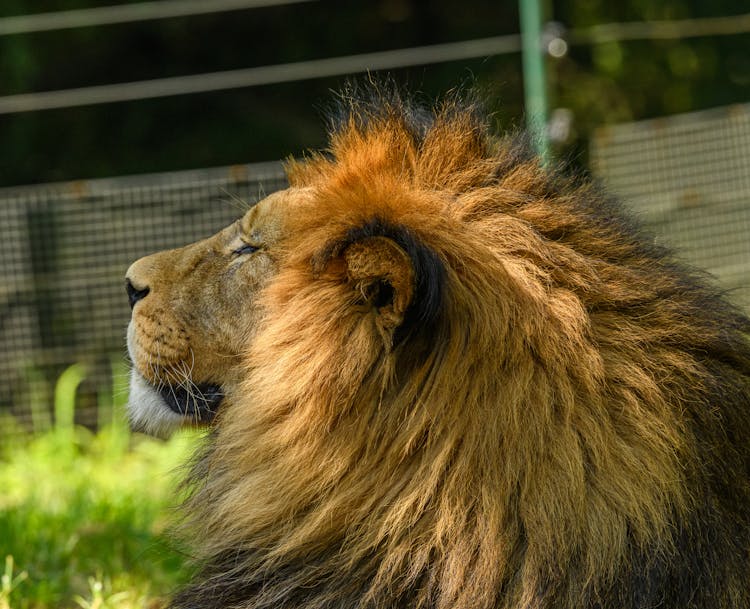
[218,187,252,213]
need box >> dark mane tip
[326,79,492,153]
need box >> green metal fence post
[519,0,550,163]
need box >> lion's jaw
[126,366,188,438]
[125,189,298,437]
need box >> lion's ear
[316,220,444,347]
[344,236,415,336]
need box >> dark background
[0,0,748,187]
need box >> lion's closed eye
[233,243,260,256]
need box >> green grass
[0,364,199,609]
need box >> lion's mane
[172,88,750,609]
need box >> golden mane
[172,89,750,609]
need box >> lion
[125,87,750,609]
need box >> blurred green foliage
[0,414,195,609]
[555,1,748,149]
[0,0,747,185]
[0,424,194,608]
[0,362,193,608]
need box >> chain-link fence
[2,103,749,433]
[0,162,287,432]
[591,103,750,311]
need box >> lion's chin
[127,371,223,438]
[127,372,185,438]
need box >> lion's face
[126,188,306,437]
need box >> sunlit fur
[162,88,750,608]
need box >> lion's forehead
[242,187,316,241]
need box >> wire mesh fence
[1,102,749,434]
[591,102,750,311]
[0,162,287,432]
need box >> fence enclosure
[591,103,750,310]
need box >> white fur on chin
[126,322,184,438]
[127,371,185,438]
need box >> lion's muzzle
[125,252,228,437]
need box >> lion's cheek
[195,289,265,358]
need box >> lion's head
[126,88,750,609]
[126,187,304,437]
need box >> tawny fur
[128,88,750,609]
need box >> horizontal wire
[0,35,523,114]
[0,12,747,114]
[568,12,750,43]
[0,0,314,36]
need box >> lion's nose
[126,278,150,310]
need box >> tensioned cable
[0,12,748,114]
[0,0,314,36]
[0,35,523,114]
[568,12,750,43]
